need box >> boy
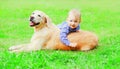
[58,9,81,47]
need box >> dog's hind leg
[80,44,96,51]
[80,45,92,51]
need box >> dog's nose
[30,16,34,21]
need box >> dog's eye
[38,15,41,17]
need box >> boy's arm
[60,31,77,47]
[76,25,80,31]
[60,27,78,47]
[60,28,70,46]
[76,25,80,32]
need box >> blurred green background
[0,0,120,69]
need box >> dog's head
[29,10,48,27]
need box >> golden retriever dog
[9,10,98,52]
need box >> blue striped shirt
[58,22,80,46]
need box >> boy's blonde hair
[67,9,81,23]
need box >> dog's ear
[44,17,47,23]
[44,15,51,24]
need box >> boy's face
[67,15,80,29]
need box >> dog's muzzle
[29,16,40,27]
[30,17,34,21]
[30,21,40,27]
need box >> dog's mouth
[30,21,40,27]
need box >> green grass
[0,0,120,69]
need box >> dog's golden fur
[9,10,98,52]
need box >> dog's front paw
[9,46,16,51]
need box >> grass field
[0,0,120,69]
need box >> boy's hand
[69,43,77,47]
